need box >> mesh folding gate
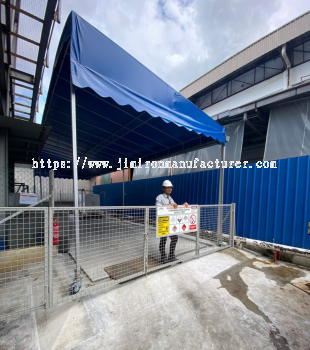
[0,204,235,319]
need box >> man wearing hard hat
[156,180,188,263]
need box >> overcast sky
[36,0,310,123]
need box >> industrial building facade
[126,11,310,182]
[180,10,310,165]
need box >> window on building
[231,68,255,95]
[197,92,211,109]
[264,56,284,79]
[292,39,310,66]
[212,84,227,104]
[255,66,265,83]
[195,55,285,109]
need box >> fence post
[49,170,54,207]
[144,207,149,275]
[230,203,235,247]
[196,205,200,258]
[44,208,49,309]
[47,207,53,309]
[217,144,225,244]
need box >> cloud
[38,0,310,122]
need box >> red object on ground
[53,219,59,245]
[273,251,281,263]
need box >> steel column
[144,207,149,275]
[217,143,225,243]
[49,170,54,207]
[122,169,125,206]
[0,128,8,207]
[218,143,225,206]
[70,78,80,277]
[196,206,200,258]
[230,203,235,247]
[39,158,43,200]
[47,207,53,308]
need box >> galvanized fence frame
[0,204,235,318]
[198,204,235,257]
[0,207,49,320]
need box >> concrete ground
[1,247,310,350]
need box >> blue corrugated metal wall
[224,156,310,249]
[93,170,220,206]
[93,156,310,249]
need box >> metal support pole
[47,207,53,308]
[122,169,125,206]
[49,170,54,207]
[71,78,80,278]
[196,206,200,258]
[0,128,9,207]
[33,168,36,195]
[218,143,224,206]
[229,203,235,247]
[144,207,149,276]
[39,158,43,200]
[80,189,84,207]
[217,143,225,244]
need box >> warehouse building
[180,10,310,164]
[125,10,310,182]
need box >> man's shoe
[167,254,177,262]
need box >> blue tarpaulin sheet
[41,12,225,179]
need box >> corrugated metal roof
[180,11,310,99]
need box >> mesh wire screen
[0,164,96,208]
[51,208,148,306]
[0,207,48,319]
[0,165,51,207]
[199,205,231,255]
[0,204,233,317]
[50,206,230,307]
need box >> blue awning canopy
[41,12,225,179]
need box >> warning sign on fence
[157,216,170,237]
[19,193,38,205]
[156,205,198,238]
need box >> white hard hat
[162,180,173,187]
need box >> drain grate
[104,256,161,280]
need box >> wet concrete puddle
[213,249,305,350]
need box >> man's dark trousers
[159,235,178,260]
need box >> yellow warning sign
[157,216,169,236]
